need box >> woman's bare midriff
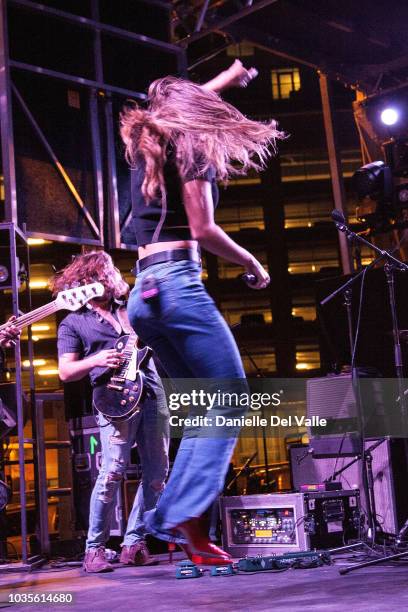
[138,240,199,259]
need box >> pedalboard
[220,491,361,557]
[237,550,331,572]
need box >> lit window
[271,68,301,100]
[227,43,255,57]
[296,346,320,371]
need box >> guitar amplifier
[0,383,28,438]
[220,491,361,557]
[289,439,408,535]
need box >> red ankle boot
[176,517,232,563]
[180,543,233,566]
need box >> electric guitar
[92,331,152,422]
[0,282,105,335]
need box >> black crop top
[130,152,219,246]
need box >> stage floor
[1,552,408,611]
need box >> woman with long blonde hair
[121,61,284,562]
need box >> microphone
[241,273,257,286]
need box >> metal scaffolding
[1,0,185,248]
[0,0,185,566]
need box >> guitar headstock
[54,282,105,312]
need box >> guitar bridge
[107,383,124,392]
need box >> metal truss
[0,0,184,567]
[0,0,186,248]
[173,0,408,96]
[173,0,278,46]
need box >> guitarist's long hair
[50,251,129,301]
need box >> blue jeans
[86,362,169,549]
[127,260,246,543]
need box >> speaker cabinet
[289,439,408,535]
[69,416,142,536]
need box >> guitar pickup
[107,383,124,392]
[110,376,125,383]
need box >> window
[280,148,363,184]
[241,349,276,375]
[296,344,320,371]
[220,297,272,327]
[215,203,265,233]
[227,42,255,57]
[287,244,339,275]
[271,68,301,100]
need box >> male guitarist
[51,251,169,574]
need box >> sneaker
[120,542,158,566]
[83,547,113,573]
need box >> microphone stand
[225,451,258,494]
[323,212,408,574]
[329,213,408,424]
[240,344,272,490]
[231,326,271,491]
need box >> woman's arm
[202,59,258,93]
[182,179,270,290]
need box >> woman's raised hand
[227,59,258,88]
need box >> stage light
[38,368,59,376]
[29,280,48,289]
[22,359,46,367]
[27,238,48,246]
[380,108,399,126]
[0,265,9,283]
[352,161,388,200]
[398,187,408,203]
[296,363,309,370]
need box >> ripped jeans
[86,371,169,550]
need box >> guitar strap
[116,306,134,336]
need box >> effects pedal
[237,550,331,572]
[176,560,202,579]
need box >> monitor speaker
[306,373,393,449]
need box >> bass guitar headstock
[54,282,105,311]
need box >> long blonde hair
[120,76,285,202]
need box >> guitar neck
[122,332,138,358]
[0,300,59,333]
